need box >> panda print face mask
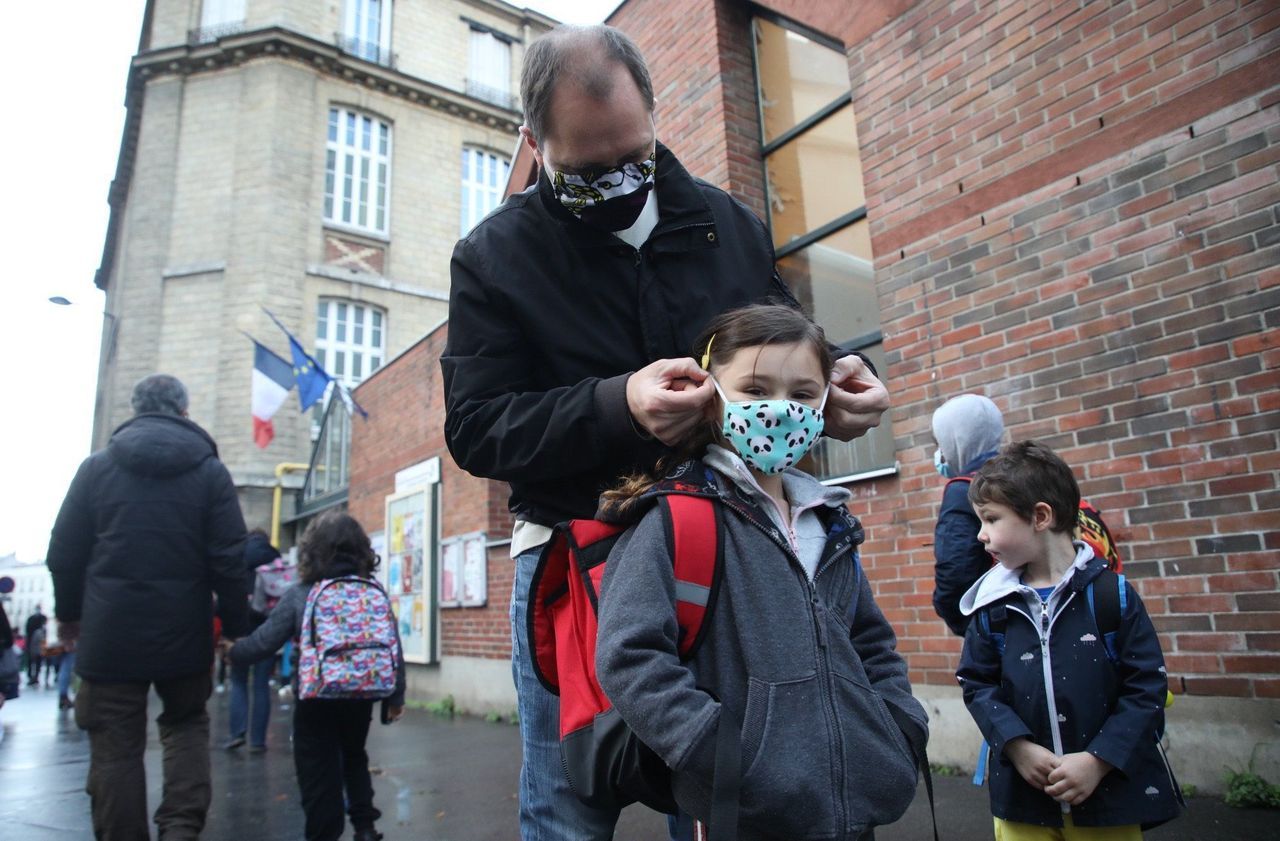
[711,377,828,475]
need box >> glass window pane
[317,301,328,339]
[328,108,338,142]
[765,104,866,248]
[776,221,876,346]
[334,353,345,376]
[353,352,363,379]
[371,356,382,372]
[316,348,326,369]
[753,18,852,144]
[354,307,364,344]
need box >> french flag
[252,341,294,448]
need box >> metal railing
[188,20,246,45]
[337,35,396,69]
[466,79,518,111]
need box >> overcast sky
[0,0,615,563]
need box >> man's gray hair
[521,24,654,142]
[131,374,189,416]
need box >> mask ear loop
[817,382,831,413]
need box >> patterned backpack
[297,576,400,700]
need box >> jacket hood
[932,394,1003,474]
[960,541,1100,615]
[107,413,219,478]
[702,444,851,513]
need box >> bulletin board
[439,532,488,609]
[383,486,437,664]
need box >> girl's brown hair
[296,510,380,583]
[601,304,833,512]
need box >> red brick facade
[348,324,514,661]
[610,0,1280,698]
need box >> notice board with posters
[439,532,487,609]
[383,486,436,664]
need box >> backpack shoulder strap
[1086,569,1124,664]
[660,495,722,660]
[977,603,1008,656]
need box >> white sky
[0,0,616,563]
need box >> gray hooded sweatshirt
[931,393,1004,475]
[596,454,927,840]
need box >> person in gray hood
[46,373,248,841]
[930,393,1005,636]
[596,305,926,841]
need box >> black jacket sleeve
[932,481,989,636]
[204,460,249,638]
[45,457,97,623]
[441,236,643,484]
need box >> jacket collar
[960,542,1103,616]
[535,141,717,251]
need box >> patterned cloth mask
[550,152,657,231]
[712,378,828,475]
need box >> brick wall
[610,0,1279,698]
[348,323,514,661]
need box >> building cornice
[96,24,524,292]
[305,264,450,302]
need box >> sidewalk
[0,682,1274,839]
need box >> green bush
[425,694,456,718]
[1224,768,1280,809]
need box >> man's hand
[58,621,81,646]
[1044,751,1111,806]
[626,358,714,445]
[218,637,239,658]
[823,354,890,441]
[1004,738,1061,791]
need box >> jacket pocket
[831,672,919,828]
[737,673,838,838]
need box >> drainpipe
[271,463,312,547]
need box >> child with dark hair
[957,441,1180,840]
[595,304,927,840]
[231,511,404,841]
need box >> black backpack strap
[708,706,742,841]
[886,703,939,841]
[1087,570,1124,665]
[977,603,1008,656]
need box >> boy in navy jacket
[956,441,1180,839]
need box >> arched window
[315,299,386,387]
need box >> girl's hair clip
[700,334,716,370]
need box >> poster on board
[384,486,435,664]
[440,540,461,607]
[440,532,485,609]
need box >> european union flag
[264,308,333,411]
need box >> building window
[467,27,514,109]
[752,15,895,482]
[460,147,511,234]
[325,108,391,235]
[342,0,393,66]
[315,299,386,387]
[193,0,245,43]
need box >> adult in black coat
[46,373,248,841]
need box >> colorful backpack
[948,476,1123,571]
[528,494,723,816]
[297,576,400,700]
[251,558,296,614]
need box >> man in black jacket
[442,24,889,841]
[47,373,249,841]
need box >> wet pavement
[1,681,1274,840]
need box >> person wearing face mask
[594,305,927,841]
[442,24,891,841]
[930,394,1006,637]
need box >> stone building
[348,0,1279,792]
[92,0,554,533]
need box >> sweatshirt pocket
[831,671,918,827]
[737,673,838,837]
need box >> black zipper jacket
[442,143,798,526]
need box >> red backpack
[948,476,1123,572]
[528,494,723,815]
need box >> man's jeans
[511,547,619,840]
[228,658,273,747]
[75,672,212,841]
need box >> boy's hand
[1004,738,1061,790]
[1045,752,1112,805]
[385,705,404,723]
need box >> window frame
[459,146,512,235]
[750,10,897,484]
[324,106,393,237]
[343,0,393,65]
[314,298,387,389]
[466,26,514,109]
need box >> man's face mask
[712,378,827,475]
[549,152,656,232]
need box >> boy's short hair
[968,440,1079,533]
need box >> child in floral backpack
[231,511,405,841]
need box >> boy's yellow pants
[994,814,1141,841]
